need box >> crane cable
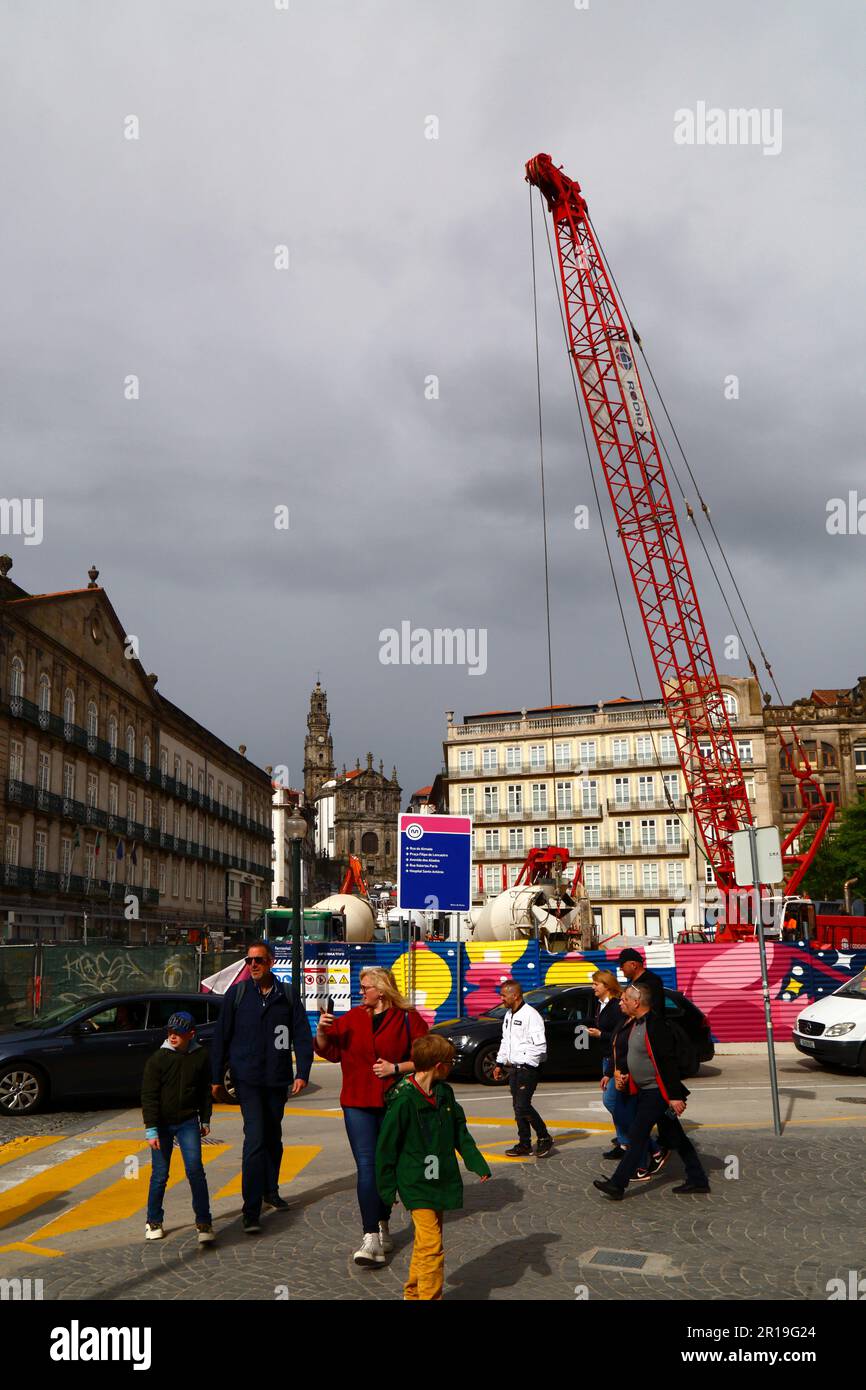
[589,213,826,827]
[587,212,787,712]
[532,191,705,870]
[529,187,560,850]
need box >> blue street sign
[397,813,472,913]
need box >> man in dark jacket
[142,1010,214,1243]
[210,941,314,1233]
[617,948,666,1016]
[593,980,710,1199]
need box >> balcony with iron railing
[451,705,744,741]
[0,859,160,903]
[452,707,670,739]
[4,695,272,838]
[450,751,685,778]
[5,780,271,879]
[581,839,689,857]
[473,839,688,860]
[606,797,687,815]
[469,803,604,824]
[593,884,685,900]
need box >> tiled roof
[810,688,850,706]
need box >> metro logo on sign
[398,814,472,913]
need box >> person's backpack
[665,1018,698,1078]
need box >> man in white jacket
[492,979,554,1158]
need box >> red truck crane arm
[524,153,832,907]
[339,854,370,899]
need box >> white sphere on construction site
[312,893,375,943]
[470,902,495,940]
[481,886,579,941]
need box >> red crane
[525,153,834,936]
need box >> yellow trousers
[404,1209,444,1301]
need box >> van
[793,967,866,1071]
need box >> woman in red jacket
[315,966,428,1266]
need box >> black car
[431,985,714,1085]
[0,991,228,1116]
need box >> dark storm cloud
[1,0,864,796]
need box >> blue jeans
[344,1106,391,1234]
[603,1073,632,1146]
[603,1069,654,1167]
[235,1082,289,1218]
[146,1117,211,1225]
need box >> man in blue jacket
[211,941,313,1233]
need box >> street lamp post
[285,810,308,1003]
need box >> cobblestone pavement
[0,1105,120,1144]
[8,1126,866,1301]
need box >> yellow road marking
[0,1136,61,1166]
[214,1145,321,1200]
[15,1143,232,1255]
[280,1108,343,1119]
[0,1140,145,1240]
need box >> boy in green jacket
[141,1010,215,1244]
[376,1032,491,1300]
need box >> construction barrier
[0,946,38,1027]
[38,944,202,1014]
[2,938,864,1043]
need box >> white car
[793,967,866,1071]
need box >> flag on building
[94,831,102,858]
[116,839,125,861]
[130,842,138,866]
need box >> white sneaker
[144,1222,165,1241]
[353,1232,385,1266]
[378,1220,394,1253]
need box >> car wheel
[0,1063,48,1115]
[473,1044,506,1086]
[223,1067,239,1103]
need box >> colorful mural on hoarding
[348,942,459,1026]
[675,943,866,1043]
[200,939,866,1043]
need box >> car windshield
[19,1000,92,1028]
[835,968,866,1001]
[484,988,560,1018]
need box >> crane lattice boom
[526,152,758,894]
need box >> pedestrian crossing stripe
[214,1145,321,1200]
[0,1140,145,1252]
[0,1136,61,1168]
[5,1143,232,1258]
[0,1140,322,1258]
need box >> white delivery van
[793,966,866,1071]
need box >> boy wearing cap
[141,1011,215,1244]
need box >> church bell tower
[304,680,335,804]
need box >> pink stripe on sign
[400,815,471,835]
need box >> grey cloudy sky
[2,0,864,799]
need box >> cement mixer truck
[472,847,595,952]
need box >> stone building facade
[0,559,273,938]
[444,675,771,939]
[763,678,866,839]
